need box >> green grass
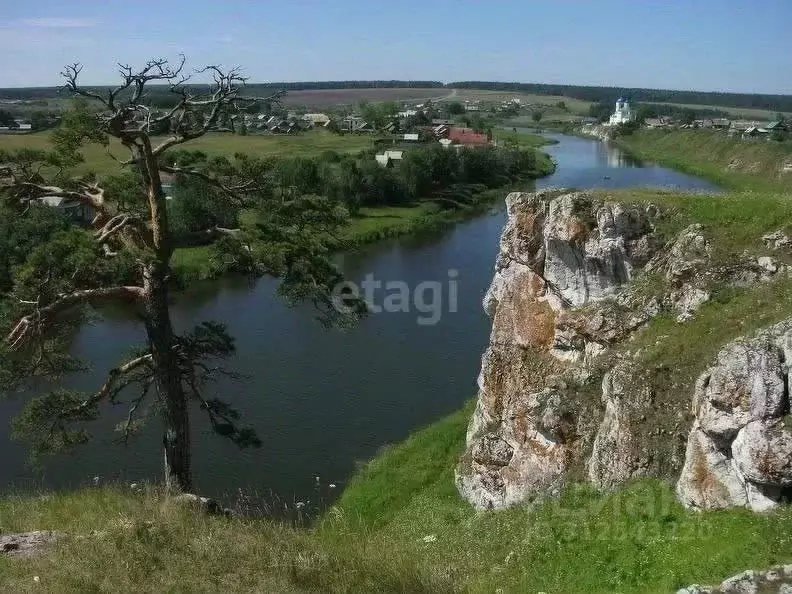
[614,129,792,192]
[170,245,225,283]
[5,400,792,592]
[0,129,376,177]
[492,128,558,148]
[601,188,792,259]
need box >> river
[0,131,718,501]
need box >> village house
[743,126,769,139]
[728,120,762,136]
[0,119,32,133]
[447,127,489,147]
[374,149,405,168]
[644,117,671,129]
[36,196,95,223]
[765,121,789,132]
[341,115,373,132]
[433,124,450,138]
[302,113,331,126]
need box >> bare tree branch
[6,286,145,349]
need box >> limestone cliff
[456,189,792,511]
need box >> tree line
[165,142,548,244]
[4,81,791,112]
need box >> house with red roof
[447,127,490,147]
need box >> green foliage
[446,101,465,115]
[10,389,97,460]
[49,98,107,167]
[531,110,543,123]
[0,203,69,292]
[0,108,16,127]
[168,178,240,239]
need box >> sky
[0,0,790,94]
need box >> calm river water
[0,131,718,500]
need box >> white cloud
[15,17,98,29]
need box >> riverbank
[171,144,556,282]
[612,128,792,192]
[4,398,792,592]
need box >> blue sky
[1,0,790,93]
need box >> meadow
[0,129,377,177]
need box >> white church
[607,97,635,126]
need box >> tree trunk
[137,138,192,492]
[143,259,192,493]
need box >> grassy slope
[615,129,792,192]
[5,402,792,592]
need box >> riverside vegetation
[0,117,554,284]
[3,121,792,591]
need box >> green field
[0,129,377,177]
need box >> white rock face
[677,563,792,594]
[542,193,653,308]
[456,190,657,509]
[677,320,792,511]
[587,362,650,488]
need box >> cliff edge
[456,189,792,511]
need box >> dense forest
[2,81,791,112]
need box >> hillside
[614,129,792,192]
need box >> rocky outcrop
[677,321,792,512]
[457,190,659,509]
[678,564,792,593]
[457,188,792,512]
[0,531,62,558]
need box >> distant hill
[1,80,791,113]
